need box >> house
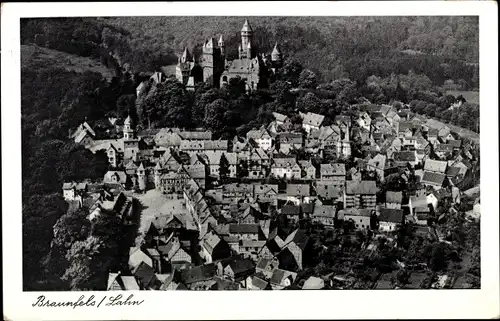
[435,144,454,159]
[340,208,372,230]
[217,256,256,282]
[397,122,414,138]
[103,171,129,186]
[409,195,432,225]
[128,247,153,272]
[393,151,417,167]
[278,132,303,154]
[239,240,267,259]
[378,208,404,232]
[357,111,372,130]
[298,160,316,179]
[448,139,462,150]
[424,159,447,174]
[285,184,311,204]
[271,157,301,179]
[200,231,232,263]
[255,257,279,279]
[311,205,336,227]
[282,228,310,270]
[320,163,346,188]
[62,182,87,202]
[203,151,237,178]
[300,111,325,134]
[107,273,140,291]
[314,181,343,203]
[280,204,301,222]
[385,191,403,209]
[246,275,272,290]
[344,180,377,209]
[272,112,291,126]
[133,262,162,289]
[181,263,217,289]
[246,127,274,151]
[253,184,279,204]
[366,154,387,181]
[270,268,298,290]
[302,276,325,290]
[421,171,446,190]
[228,223,261,241]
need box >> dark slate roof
[422,171,446,185]
[379,208,404,224]
[394,151,416,162]
[445,166,461,177]
[251,276,270,290]
[133,262,157,288]
[229,223,260,234]
[281,204,300,215]
[227,257,255,275]
[181,263,217,284]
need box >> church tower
[239,19,253,59]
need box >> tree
[204,98,228,133]
[219,153,230,181]
[52,208,92,252]
[62,236,109,290]
[277,59,303,87]
[299,69,317,89]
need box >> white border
[2,2,499,320]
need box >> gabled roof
[229,223,260,234]
[302,276,325,290]
[424,159,448,173]
[421,171,446,186]
[284,228,309,250]
[181,263,217,284]
[272,112,289,123]
[301,112,325,127]
[312,205,336,218]
[393,151,416,162]
[270,268,297,286]
[320,163,346,176]
[286,184,310,196]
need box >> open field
[446,90,479,105]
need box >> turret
[123,115,136,140]
[271,43,282,63]
[181,47,192,63]
[137,162,147,191]
[154,162,161,189]
[218,35,225,56]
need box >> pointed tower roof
[155,162,161,170]
[218,35,224,45]
[138,162,145,170]
[272,43,281,55]
[241,19,253,32]
[181,47,192,62]
[246,41,252,49]
[238,43,242,50]
[124,115,133,125]
[206,38,214,48]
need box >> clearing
[21,44,115,80]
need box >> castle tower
[202,38,215,84]
[218,35,225,57]
[239,19,253,59]
[123,115,136,140]
[137,162,147,191]
[271,43,283,67]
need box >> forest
[20,16,479,290]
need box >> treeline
[102,16,479,87]
[22,17,479,88]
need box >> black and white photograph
[2,1,499,320]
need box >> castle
[175,19,283,91]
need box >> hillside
[21,16,479,87]
[21,44,115,80]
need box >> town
[23,18,481,291]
